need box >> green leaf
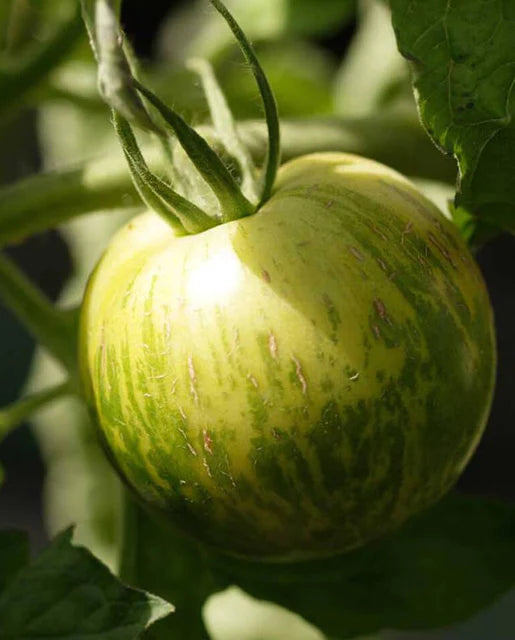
[208,495,515,639]
[221,42,335,119]
[0,530,30,595]
[0,528,173,639]
[281,0,357,37]
[390,0,515,242]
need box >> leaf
[0,528,173,639]
[390,0,515,242]
[208,494,515,639]
[0,530,30,595]
[281,0,357,37]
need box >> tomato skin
[80,152,496,561]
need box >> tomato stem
[0,253,78,373]
[0,381,73,444]
[81,0,156,132]
[209,0,281,207]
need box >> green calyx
[83,0,281,235]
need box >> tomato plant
[0,0,514,638]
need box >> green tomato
[79,153,495,561]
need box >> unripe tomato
[80,153,495,561]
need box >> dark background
[0,0,513,557]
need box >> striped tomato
[79,153,495,560]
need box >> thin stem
[0,253,78,373]
[113,111,217,234]
[0,382,73,444]
[0,4,84,121]
[0,152,140,246]
[81,0,156,131]
[188,57,258,203]
[209,0,280,207]
[135,80,255,223]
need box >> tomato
[79,152,495,561]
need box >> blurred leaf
[334,0,410,117]
[391,0,515,243]
[0,529,29,594]
[158,0,356,61]
[208,494,515,639]
[385,589,515,640]
[0,0,14,52]
[0,3,84,122]
[0,528,173,639]
[221,42,335,118]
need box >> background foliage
[0,1,514,638]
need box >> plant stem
[0,150,140,246]
[0,381,72,443]
[0,116,457,246]
[209,0,280,207]
[81,0,157,132]
[0,253,78,373]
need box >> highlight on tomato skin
[79,152,496,561]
